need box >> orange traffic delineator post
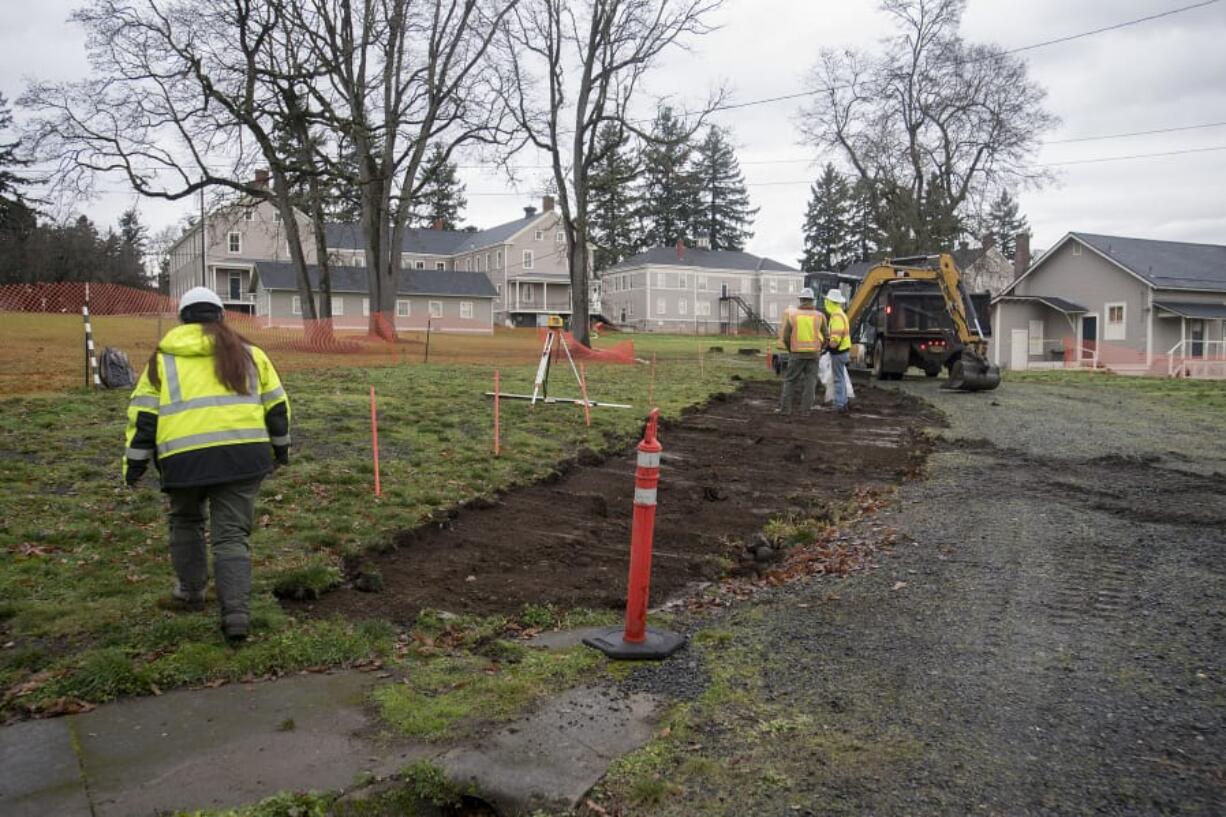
[584,408,686,660]
[370,385,382,497]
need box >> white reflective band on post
[157,427,270,456]
[125,447,153,461]
[159,393,261,416]
[129,396,159,410]
[636,451,660,469]
[162,354,182,403]
[261,386,286,403]
[634,487,657,506]
[270,435,291,446]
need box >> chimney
[253,169,269,188]
[675,238,686,261]
[542,195,555,212]
[696,233,711,250]
[523,205,537,218]
[432,217,445,231]
[1013,232,1031,279]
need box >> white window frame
[429,300,444,319]
[657,297,666,316]
[768,302,779,319]
[397,299,411,317]
[496,250,503,267]
[1028,319,1044,356]
[1104,302,1126,341]
[242,209,254,222]
[460,301,474,319]
[768,278,778,294]
[522,285,534,304]
[436,262,445,270]
[556,231,565,242]
[272,210,282,222]
[228,271,242,301]
[495,284,503,297]
[291,295,302,315]
[534,230,544,241]
[227,232,242,254]
[1072,243,1081,256]
[696,275,707,290]
[679,298,688,316]
[522,250,535,270]
[678,273,688,288]
[697,301,711,316]
[362,298,370,317]
[486,252,491,269]
[332,296,344,316]
[414,260,425,270]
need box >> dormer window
[534,230,544,241]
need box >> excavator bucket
[942,352,1001,392]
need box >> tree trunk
[568,230,591,347]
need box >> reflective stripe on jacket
[826,309,852,352]
[780,307,825,355]
[124,324,290,488]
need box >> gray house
[250,261,497,334]
[992,232,1226,376]
[601,244,806,333]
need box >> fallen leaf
[891,581,907,591]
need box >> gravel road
[602,376,1225,816]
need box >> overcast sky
[3,0,1225,264]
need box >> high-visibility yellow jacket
[780,306,825,355]
[124,324,290,488]
[825,306,852,352]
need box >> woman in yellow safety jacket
[124,286,291,642]
[825,289,853,413]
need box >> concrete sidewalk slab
[0,717,92,817]
[440,687,661,815]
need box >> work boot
[158,580,206,612]
[221,614,250,644]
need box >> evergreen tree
[588,124,642,271]
[986,189,1029,259]
[848,178,882,264]
[413,144,467,230]
[638,107,700,248]
[800,163,854,271]
[691,126,756,251]
[116,208,149,286]
[0,93,36,283]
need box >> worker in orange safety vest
[776,287,827,415]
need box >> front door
[1189,319,1205,358]
[1080,314,1098,364]
[228,272,243,301]
[1011,328,1029,371]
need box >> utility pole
[200,184,207,288]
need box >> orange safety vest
[785,308,823,354]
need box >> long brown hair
[147,320,255,395]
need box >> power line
[1040,144,1226,166]
[1044,120,1226,144]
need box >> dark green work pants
[167,477,263,627]
[779,354,820,414]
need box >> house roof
[1153,300,1226,320]
[994,294,1087,314]
[1008,232,1226,295]
[252,261,497,298]
[324,213,546,256]
[608,247,799,273]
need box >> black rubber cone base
[583,626,687,660]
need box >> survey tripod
[485,316,631,409]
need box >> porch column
[543,281,548,314]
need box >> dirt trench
[304,380,932,623]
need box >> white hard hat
[180,286,224,311]
[799,287,816,300]
[825,289,847,305]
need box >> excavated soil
[304,380,933,623]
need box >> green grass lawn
[0,339,771,717]
[1003,368,1226,412]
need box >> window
[414,260,425,270]
[657,297,666,316]
[397,300,411,317]
[242,209,254,222]
[332,297,344,316]
[534,230,544,241]
[436,262,446,270]
[656,272,666,288]
[486,253,491,269]
[291,296,302,315]
[697,301,711,316]
[678,273,688,288]
[1028,319,1044,355]
[496,284,503,297]
[768,278,778,294]
[1105,302,1126,341]
[228,272,242,301]
[429,301,444,318]
[496,250,503,267]
[362,298,370,317]
[522,286,534,304]
[768,302,778,319]
[556,231,565,243]
[272,211,282,222]
[679,299,688,316]
[787,280,796,294]
[227,232,241,254]
[1072,243,1081,256]
[523,250,535,270]
[697,275,707,290]
[460,301,473,319]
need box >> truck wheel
[924,364,942,378]
[872,341,888,381]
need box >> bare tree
[278,0,522,339]
[19,0,338,340]
[800,0,1057,255]
[499,0,724,346]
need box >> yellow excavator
[793,253,1000,391]
[848,255,1000,392]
